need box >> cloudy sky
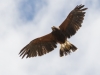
[0,0,100,75]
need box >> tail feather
[60,50,63,56]
[60,41,77,57]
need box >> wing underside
[59,4,87,38]
[19,33,57,58]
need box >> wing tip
[75,4,88,11]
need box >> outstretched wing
[59,4,87,38]
[19,33,57,58]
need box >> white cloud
[0,0,100,75]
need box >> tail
[60,40,77,57]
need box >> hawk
[19,4,87,58]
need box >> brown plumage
[19,4,87,58]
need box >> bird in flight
[19,4,87,59]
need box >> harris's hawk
[19,4,87,58]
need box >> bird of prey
[19,4,87,58]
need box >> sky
[0,0,100,75]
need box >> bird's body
[51,26,66,44]
[51,26,77,56]
[19,4,87,58]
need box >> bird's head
[51,26,59,31]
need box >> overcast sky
[0,0,100,75]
